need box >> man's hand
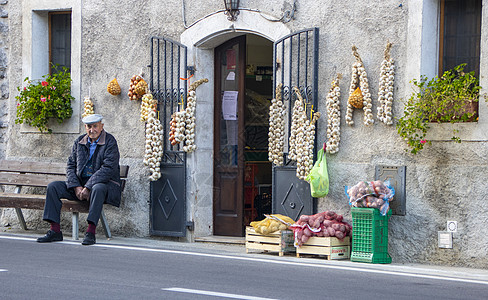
[74,186,84,200]
[80,187,91,201]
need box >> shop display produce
[290,211,352,247]
[143,110,163,181]
[107,78,121,95]
[247,214,296,256]
[268,83,285,166]
[82,97,94,118]
[246,226,295,256]
[169,110,186,146]
[345,46,374,126]
[376,42,395,125]
[140,93,157,122]
[250,214,294,235]
[167,78,208,152]
[345,180,395,216]
[128,74,147,100]
[289,87,321,181]
[325,75,341,154]
[183,78,208,153]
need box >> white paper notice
[226,71,236,81]
[222,91,238,120]
[226,120,238,145]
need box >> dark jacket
[66,130,122,207]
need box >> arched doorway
[151,13,318,239]
[213,34,274,236]
[179,11,290,239]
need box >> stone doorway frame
[180,10,290,240]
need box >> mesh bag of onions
[290,211,352,247]
[250,214,295,235]
[345,180,395,216]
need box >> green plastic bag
[306,148,329,197]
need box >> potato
[326,211,337,218]
[308,217,316,227]
[296,230,303,241]
[316,214,325,223]
[313,218,323,228]
[323,220,332,227]
[327,227,336,237]
[304,227,313,237]
[335,231,345,239]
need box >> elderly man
[37,114,122,245]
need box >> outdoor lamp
[224,0,240,21]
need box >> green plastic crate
[351,207,392,264]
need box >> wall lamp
[224,0,240,21]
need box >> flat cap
[82,114,103,124]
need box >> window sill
[20,116,80,134]
[425,120,488,142]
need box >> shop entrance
[213,34,273,236]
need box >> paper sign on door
[226,71,236,81]
[222,91,238,120]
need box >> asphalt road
[1,236,487,299]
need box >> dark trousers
[42,181,108,227]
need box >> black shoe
[37,230,63,243]
[82,232,96,245]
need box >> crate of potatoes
[291,211,352,260]
[246,214,296,256]
[296,236,350,260]
[245,227,295,256]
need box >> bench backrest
[0,160,129,191]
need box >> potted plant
[396,64,481,154]
[15,66,74,133]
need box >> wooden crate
[296,236,351,260]
[245,227,295,256]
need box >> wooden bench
[0,160,129,240]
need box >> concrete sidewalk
[2,227,488,285]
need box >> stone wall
[0,0,8,159]
[1,0,487,268]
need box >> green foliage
[15,67,74,133]
[396,64,480,154]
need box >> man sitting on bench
[37,114,122,245]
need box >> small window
[439,0,482,77]
[49,12,71,74]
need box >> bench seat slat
[0,193,89,213]
[0,160,66,175]
[0,160,129,179]
[0,173,66,187]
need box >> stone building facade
[0,0,8,158]
[1,0,487,268]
